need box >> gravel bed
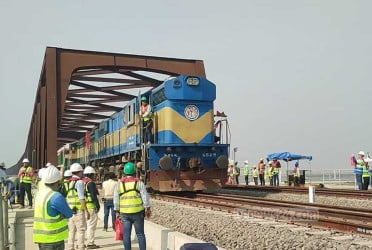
[213,189,372,210]
[148,198,372,249]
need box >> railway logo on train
[58,75,230,192]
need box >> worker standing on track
[66,163,90,250]
[234,161,240,185]
[243,160,250,185]
[293,161,300,186]
[258,158,265,186]
[83,166,101,249]
[252,166,259,186]
[362,162,370,190]
[267,161,274,186]
[18,158,34,208]
[33,165,73,250]
[114,162,151,250]
[272,158,281,186]
[355,151,367,190]
[227,160,235,185]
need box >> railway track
[152,192,372,236]
[223,185,372,199]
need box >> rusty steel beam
[16,47,205,170]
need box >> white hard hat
[358,151,365,156]
[83,166,96,174]
[22,158,30,163]
[70,163,83,173]
[42,165,62,184]
[244,160,248,164]
[46,162,52,167]
[64,170,72,178]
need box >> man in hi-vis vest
[33,165,73,250]
[114,162,151,250]
[18,158,34,208]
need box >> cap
[244,160,248,164]
[0,162,5,168]
[141,96,148,102]
[295,161,299,167]
[42,165,62,184]
[260,158,264,161]
[358,151,365,156]
[46,162,52,167]
[64,170,72,178]
[83,166,96,174]
[22,158,30,163]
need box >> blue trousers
[103,199,115,230]
[273,174,279,186]
[121,211,146,250]
[355,174,363,190]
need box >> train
[57,75,230,192]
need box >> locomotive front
[146,75,229,191]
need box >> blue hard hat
[141,96,148,102]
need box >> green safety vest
[84,179,96,209]
[267,167,273,178]
[119,180,144,214]
[243,165,249,176]
[33,188,68,243]
[253,169,259,177]
[362,165,371,178]
[272,167,279,175]
[21,166,33,183]
[66,179,83,210]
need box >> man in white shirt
[101,172,117,231]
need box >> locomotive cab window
[124,103,135,126]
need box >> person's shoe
[86,244,100,249]
[28,206,33,209]
[103,227,107,232]
[19,205,25,209]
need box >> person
[258,158,265,186]
[101,172,116,232]
[354,151,366,190]
[252,166,259,185]
[267,161,274,186]
[234,161,240,185]
[66,163,90,250]
[59,170,72,197]
[18,158,34,208]
[83,166,101,249]
[0,162,7,185]
[37,162,52,190]
[227,161,235,185]
[33,165,73,250]
[362,162,370,190]
[114,162,151,250]
[272,158,281,186]
[243,160,250,185]
[139,96,153,144]
[293,161,300,186]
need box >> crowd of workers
[0,159,151,250]
[226,157,303,187]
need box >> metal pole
[2,186,8,249]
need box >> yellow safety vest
[119,180,144,214]
[21,166,33,183]
[66,179,83,210]
[362,165,371,178]
[84,179,96,209]
[294,168,300,177]
[253,169,259,177]
[33,188,68,243]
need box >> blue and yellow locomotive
[59,75,230,191]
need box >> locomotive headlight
[186,77,199,86]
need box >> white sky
[1,0,371,171]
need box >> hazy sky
[1,1,371,172]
